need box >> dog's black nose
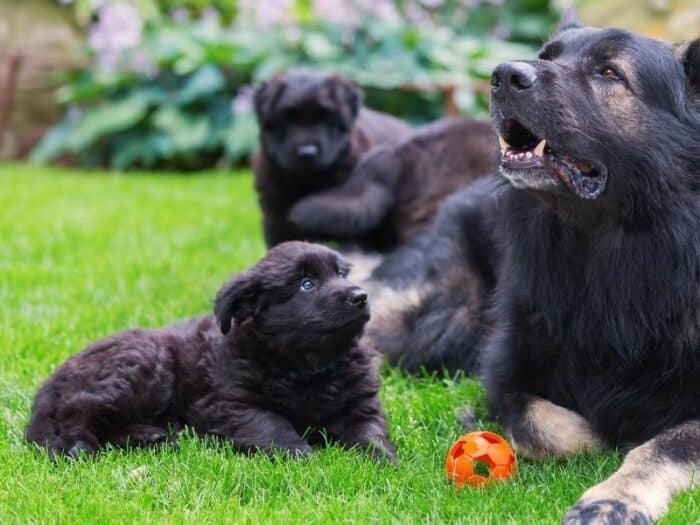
[347,288,368,307]
[296,144,319,158]
[491,62,537,95]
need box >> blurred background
[1,0,698,171]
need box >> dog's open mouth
[498,119,607,200]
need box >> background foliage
[34,0,562,171]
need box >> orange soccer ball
[445,431,517,488]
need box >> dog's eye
[337,268,349,278]
[598,65,621,81]
[300,278,315,292]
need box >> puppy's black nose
[296,144,319,158]
[491,62,537,95]
[347,288,368,307]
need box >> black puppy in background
[288,117,498,250]
[253,70,413,247]
[27,242,395,461]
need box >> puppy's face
[215,242,369,356]
[254,71,362,179]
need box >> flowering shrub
[35,0,560,170]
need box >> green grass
[1,163,697,524]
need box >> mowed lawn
[1,164,698,525]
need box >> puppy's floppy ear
[327,76,363,121]
[557,8,584,33]
[214,272,260,334]
[677,39,700,97]
[254,79,286,121]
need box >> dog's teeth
[533,139,546,157]
[525,152,533,159]
[498,135,511,153]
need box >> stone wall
[0,0,81,159]
[580,0,700,41]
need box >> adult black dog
[288,117,498,251]
[27,242,395,461]
[253,70,412,247]
[366,12,700,524]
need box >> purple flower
[311,0,403,28]
[405,2,432,25]
[170,6,190,23]
[202,6,221,27]
[491,23,510,39]
[89,2,144,70]
[354,0,400,24]
[128,50,158,78]
[232,85,255,116]
[237,0,294,29]
[311,0,358,26]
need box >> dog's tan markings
[510,397,603,459]
[564,422,699,524]
[342,251,383,283]
[364,282,427,336]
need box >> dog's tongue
[552,161,605,200]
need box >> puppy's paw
[288,198,327,231]
[563,498,652,525]
[132,427,168,445]
[364,436,398,464]
[107,424,177,449]
[284,442,313,459]
[457,405,478,431]
[66,439,97,459]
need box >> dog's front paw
[66,439,97,459]
[362,436,397,464]
[277,442,313,459]
[288,199,325,230]
[563,498,652,525]
[293,443,314,458]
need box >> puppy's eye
[337,267,349,278]
[300,278,315,292]
[598,65,621,81]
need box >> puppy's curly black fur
[26,242,395,461]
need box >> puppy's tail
[287,146,401,237]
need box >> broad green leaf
[153,105,211,152]
[303,33,340,61]
[30,115,75,164]
[65,94,153,151]
[176,65,227,105]
[222,112,259,164]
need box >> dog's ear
[254,79,285,121]
[327,76,363,122]
[677,39,700,97]
[557,8,584,33]
[214,272,261,334]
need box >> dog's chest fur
[501,191,700,445]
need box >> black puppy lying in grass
[26,241,395,461]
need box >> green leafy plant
[36,0,560,170]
